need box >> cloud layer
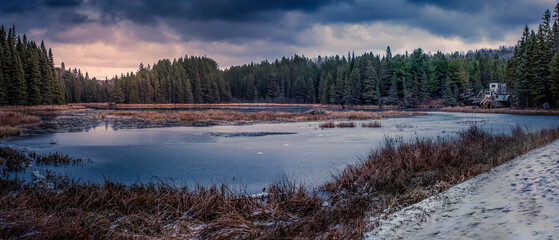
[0,0,555,78]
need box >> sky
[1,0,557,79]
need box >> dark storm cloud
[0,0,555,44]
[45,0,83,8]
[406,0,490,13]
[92,0,333,24]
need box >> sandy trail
[367,139,559,240]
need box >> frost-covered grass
[1,126,559,239]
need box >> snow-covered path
[367,139,559,240]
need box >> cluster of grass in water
[1,147,89,172]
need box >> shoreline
[442,106,559,116]
[367,138,559,239]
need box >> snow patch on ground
[367,139,559,240]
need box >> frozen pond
[5,111,559,192]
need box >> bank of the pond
[368,138,559,239]
[442,106,559,116]
[2,126,559,239]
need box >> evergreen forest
[0,4,558,108]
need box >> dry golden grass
[0,105,85,112]
[2,126,558,239]
[73,103,405,110]
[442,106,559,116]
[324,126,559,221]
[97,109,425,123]
[0,111,40,126]
[0,126,21,137]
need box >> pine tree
[532,25,551,106]
[381,46,393,96]
[443,78,456,106]
[515,26,531,108]
[26,47,42,105]
[0,28,5,105]
[192,72,203,103]
[267,72,280,99]
[5,29,27,105]
[335,69,344,104]
[348,65,361,104]
[111,79,124,103]
[362,60,377,105]
[548,53,559,107]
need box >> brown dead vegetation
[1,126,559,239]
[319,122,357,128]
[442,106,559,116]
[0,105,85,113]
[0,111,41,137]
[0,111,40,127]
[74,102,398,110]
[0,126,21,137]
[97,109,425,124]
[362,121,382,128]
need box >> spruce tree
[532,25,551,106]
[0,30,5,105]
[26,47,42,105]
[548,53,559,107]
[267,72,280,99]
[362,60,377,105]
[5,29,27,105]
[381,46,393,96]
[515,26,531,107]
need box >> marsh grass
[362,121,382,128]
[1,126,559,239]
[0,147,31,172]
[336,122,356,128]
[97,109,424,124]
[442,106,559,116]
[75,103,394,110]
[30,152,89,166]
[324,126,559,221]
[1,149,89,173]
[0,126,21,137]
[320,122,356,128]
[319,122,336,128]
[0,105,85,112]
[0,111,40,126]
